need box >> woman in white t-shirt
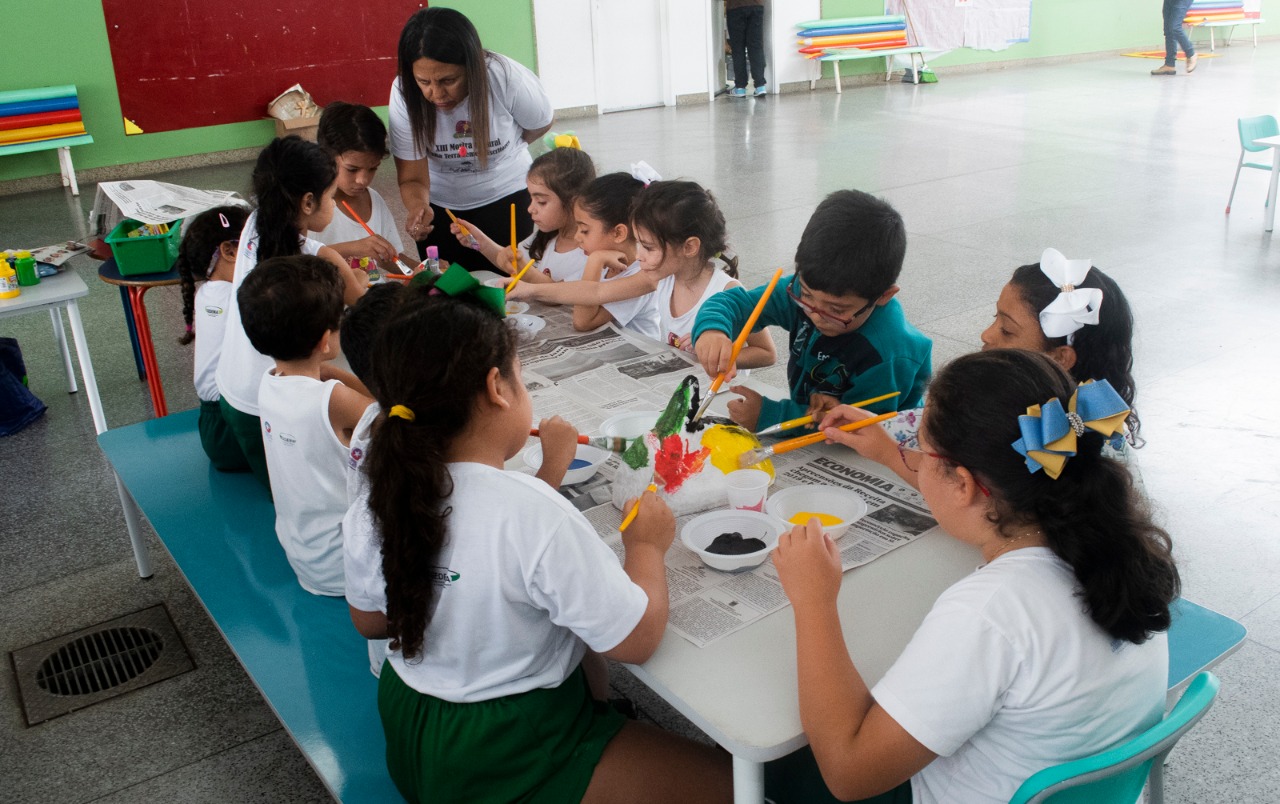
[344,284,730,803]
[390,7,554,273]
[768,349,1180,804]
[176,205,250,472]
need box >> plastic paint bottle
[0,258,20,299]
[426,246,440,275]
[14,250,39,286]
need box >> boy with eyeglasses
[692,189,931,432]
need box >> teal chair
[1009,672,1220,804]
[1226,115,1278,214]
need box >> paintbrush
[340,200,414,275]
[690,267,785,425]
[754,391,901,436]
[529,429,630,452]
[737,411,897,468]
[619,482,657,532]
[510,203,519,274]
[507,259,536,292]
[444,208,479,249]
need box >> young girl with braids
[769,349,1179,804]
[215,135,368,488]
[175,206,249,471]
[449,145,596,283]
[342,282,730,803]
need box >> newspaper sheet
[591,450,938,647]
[514,308,938,648]
[97,180,243,226]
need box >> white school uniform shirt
[344,462,649,703]
[601,261,661,342]
[258,371,350,596]
[871,547,1168,804]
[309,188,404,255]
[192,280,233,402]
[655,269,737,350]
[215,211,326,416]
[519,232,587,283]
[341,401,387,676]
[388,54,553,210]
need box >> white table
[624,439,980,804]
[1257,134,1280,233]
[0,269,153,578]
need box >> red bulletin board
[101,0,426,134]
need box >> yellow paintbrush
[619,483,658,532]
[506,259,536,293]
[737,411,897,468]
[691,267,785,425]
[754,391,901,436]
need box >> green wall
[0,0,536,183]
[817,0,1280,77]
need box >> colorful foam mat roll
[810,42,911,57]
[0,96,79,118]
[799,31,909,47]
[0,122,88,146]
[1186,11,1247,20]
[797,23,905,38]
[0,85,79,106]
[0,109,82,132]
[0,134,94,157]
[796,15,905,29]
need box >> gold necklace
[987,529,1039,563]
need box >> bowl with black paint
[680,509,785,572]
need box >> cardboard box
[273,114,321,142]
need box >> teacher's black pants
[416,187,533,275]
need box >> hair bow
[414,263,506,317]
[1012,379,1130,479]
[629,161,662,186]
[1038,247,1103,344]
[546,131,581,150]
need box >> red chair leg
[129,286,168,417]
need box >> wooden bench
[0,85,93,195]
[98,409,398,803]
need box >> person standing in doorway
[726,0,767,97]
[1152,0,1197,76]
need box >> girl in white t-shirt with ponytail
[343,280,730,803]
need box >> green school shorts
[217,397,270,492]
[766,744,914,804]
[198,399,250,472]
[378,662,627,804]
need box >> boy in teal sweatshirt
[692,190,931,432]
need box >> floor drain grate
[11,604,195,726]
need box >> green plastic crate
[105,218,183,276]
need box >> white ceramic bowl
[765,485,868,540]
[507,314,545,339]
[598,410,661,440]
[681,509,785,572]
[523,443,609,486]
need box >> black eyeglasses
[786,277,875,327]
[897,445,992,497]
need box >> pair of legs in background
[727,5,767,96]
[1154,0,1197,75]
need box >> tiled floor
[3,44,1279,802]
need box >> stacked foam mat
[1184,1,1247,23]
[796,15,909,58]
[0,86,92,150]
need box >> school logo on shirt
[453,120,472,139]
[263,421,271,435]
[431,567,460,588]
[279,432,297,446]
[203,305,224,317]
[348,447,363,471]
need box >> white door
[593,0,669,113]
